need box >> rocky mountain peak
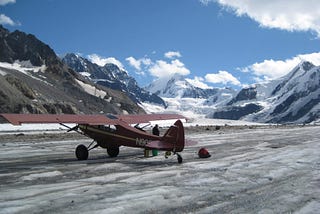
[62,53,92,74]
[0,25,9,37]
[0,26,144,114]
[104,63,123,73]
[62,53,166,107]
[0,26,57,67]
[299,61,315,71]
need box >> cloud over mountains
[203,0,320,37]
[0,0,19,26]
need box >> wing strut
[59,123,81,135]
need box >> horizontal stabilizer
[145,140,174,151]
[185,139,198,146]
[146,139,197,150]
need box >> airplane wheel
[75,144,88,160]
[177,154,183,164]
[107,147,119,157]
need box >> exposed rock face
[0,25,144,114]
[62,53,166,107]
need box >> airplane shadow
[1,150,180,174]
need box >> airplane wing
[0,113,187,126]
[0,114,116,125]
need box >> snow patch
[0,61,46,74]
[0,123,72,134]
[79,72,91,77]
[75,79,107,98]
[0,69,7,76]
[21,171,63,181]
[0,61,50,85]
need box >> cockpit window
[97,125,116,132]
[106,114,118,120]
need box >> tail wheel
[75,144,88,160]
[107,147,119,157]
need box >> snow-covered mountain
[144,61,320,124]
[62,53,166,107]
[145,74,236,100]
[210,61,320,124]
[144,74,236,116]
[146,74,236,103]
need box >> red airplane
[0,113,191,163]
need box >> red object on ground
[198,148,211,158]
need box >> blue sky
[1,0,320,89]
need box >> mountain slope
[146,74,236,101]
[210,61,320,124]
[62,53,166,107]
[144,74,236,116]
[0,25,144,114]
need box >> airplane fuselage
[79,123,160,150]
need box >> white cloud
[199,0,211,6]
[298,52,320,65]
[240,52,320,81]
[209,0,320,37]
[88,54,125,70]
[126,52,189,79]
[186,76,213,89]
[0,14,18,26]
[205,70,241,86]
[0,0,15,6]
[164,51,182,59]
[126,56,151,71]
[248,59,300,81]
[149,59,190,78]
[0,1,17,26]
[126,57,141,70]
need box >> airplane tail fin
[162,120,185,152]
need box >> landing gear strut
[177,153,183,164]
[165,151,183,163]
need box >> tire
[177,154,183,164]
[75,144,88,160]
[107,147,120,157]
